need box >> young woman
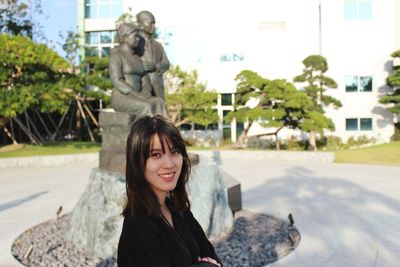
[117,114,222,267]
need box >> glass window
[359,76,372,92]
[221,94,232,105]
[344,1,357,20]
[98,4,111,18]
[346,75,373,92]
[346,118,358,131]
[85,5,93,18]
[85,0,123,19]
[85,32,98,45]
[344,0,371,20]
[101,47,110,57]
[100,31,112,44]
[360,118,372,130]
[179,123,192,131]
[345,76,358,92]
[223,128,231,140]
[232,54,244,62]
[112,2,123,17]
[358,1,372,19]
[220,54,231,62]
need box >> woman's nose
[163,154,175,167]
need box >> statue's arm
[109,54,136,95]
[156,45,170,75]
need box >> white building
[77,0,400,143]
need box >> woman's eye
[171,149,181,155]
[151,152,161,158]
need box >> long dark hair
[123,114,191,218]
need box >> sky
[38,0,77,58]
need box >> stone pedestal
[99,111,136,173]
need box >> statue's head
[136,10,156,35]
[118,23,140,48]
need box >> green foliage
[81,56,112,91]
[293,55,341,108]
[379,50,400,115]
[165,65,218,126]
[0,34,72,118]
[293,55,341,149]
[347,135,376,148]
[59,30,81,68]
[0,0,46,41]
[226,70,317,136]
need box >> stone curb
[215,150,335,163]
[0,150,335,169]
[0,153,98,169]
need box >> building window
[360,118,372,130]
[345,75,372,92]
[85,31,117,57]
[346,118,358,131]
[84,0,123,19]
[221,94,232,106]
[346,118,373,131]
[344,0,372,20]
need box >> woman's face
[126,31,139,49]
[145,134,183,202]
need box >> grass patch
[335,142,400,166]
[0,142,101,158]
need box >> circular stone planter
[12,210,300,267]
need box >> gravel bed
[11,210,300,267]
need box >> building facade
[77,0,400,143]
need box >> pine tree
[293,55,341,150]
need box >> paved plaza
[1,151,400,266]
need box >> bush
[283,136,306,151]
[327,136,345,150]
[347,135,376,148]
[247,136,274,149]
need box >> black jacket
[117,209,222,267]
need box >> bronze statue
[109,23,166,115]
[136,10,170,100]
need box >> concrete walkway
[1,151,400,266]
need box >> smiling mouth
[159,172,176,182]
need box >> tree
[225,70,314,149]
[59,30,81,73]
[379,50,400,120]
[0,0,46,41]
[165,65,218,127]
[293,55,341,151]
[0,34,71,143]
[224,70,269,147]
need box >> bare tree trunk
[308,131,317,151]
[275,133,280,150]
[1,125,18,145]
[235,120,253,148]
[75,100,82,141]
[0,117,18,145]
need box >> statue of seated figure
[109,23,166,116]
